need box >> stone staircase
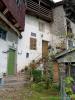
[0,71,31,100]
[0,71,30,89]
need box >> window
[39,22,45,32]
[30,38,37,50]
[26,53,29,58]
[0,27,7,40]
[68,40,73,48]
[70,66,75,81]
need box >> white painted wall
[17,15,52,71]
[0,30,18,74]
[0,39,17,74]
[0,39,8,73]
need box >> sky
[53,0,62,2]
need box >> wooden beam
[26,7,53,22]
[41,0,51,8]
[0,11,20,36]
[3,8,8,15]
[14,23,19,27]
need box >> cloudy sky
[53,0,62,2]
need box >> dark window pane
[26,53,29,58]
[2,32,7,40]
[68,40,73,48]
[0,32,2,38]
[71,66,75,80]
[0,27,7,40]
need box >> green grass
[71,94,75,99]
[21,87,60,100]
[22,91,60,100]
[6,88,59,100]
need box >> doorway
[7,49,16,75]
[42,40,48,58]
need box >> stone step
[0,80,30,89]
[0,74,31,89]
[3,75,26,82]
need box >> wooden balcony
[26,0,53,22]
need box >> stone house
[17,0,55,71]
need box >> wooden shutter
[30,38,36,50]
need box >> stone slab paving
[0,87,32,100]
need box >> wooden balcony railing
[26,0,53,22]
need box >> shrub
[51,83,60,92]
[32,69,42,82]
[64,76,74,96]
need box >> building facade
[17,1,75,73]
[17,0,55,71]
[17,15,51,71]
[51,1,75,82]
[0,0,25,75]
[50,1,75,53]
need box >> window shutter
[30,38,36,50]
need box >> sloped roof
[55,48,75,59]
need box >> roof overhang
[55,48,75,63]
[0,11,22,38]
[55,48,75,59]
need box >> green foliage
[64,76,74,96]
[51,84,60,92]
[31,82,45,92]
[31,82,59,94]
[42,58,53,89]
[64,76,74,85]
[32,69,42,82]
[65,87,73,96]
[48,61,53,84]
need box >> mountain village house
[17,0,55,71]
[0,0,25,75]
[0,0,75,83]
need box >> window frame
[30,37,37,50]
[39,21,45,32]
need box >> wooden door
[42,40,48,57]
[7,49,16,75]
